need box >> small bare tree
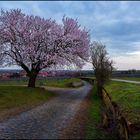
[90,41,114,96]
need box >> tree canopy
[90,41,113,95]
[0,9,90,87]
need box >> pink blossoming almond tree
[0,9,90,87]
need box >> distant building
[1,69,140,79]
[38,72,48,77]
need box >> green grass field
[85,85,114,139]
[0,86,53,111]
[0,86,53,121]
[113,77,140,81]
[0,78,81,87]
[105,81,140,124]
[40,78,81,87]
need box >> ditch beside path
[0,81,92,139]
[112,79,140,84]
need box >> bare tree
[90,41,114,96]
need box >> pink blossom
[0,9,90,87]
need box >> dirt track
[0,81,92,139]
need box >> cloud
[0,1,140,70]
[112,52,140,70]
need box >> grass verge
[105,80,140,139]
[85,84,114,139]
[0,86,54,122]
[105,81,140,124]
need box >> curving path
[0,81,92,139]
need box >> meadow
[105,81,140,124]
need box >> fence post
[102,88,130,140]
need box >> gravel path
[0,81,92,139]
[112,79,140,84]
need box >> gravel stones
[0,81,92,139]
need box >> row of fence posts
[102,88,129,140]
[80,77,130,140]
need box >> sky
[0,1,140,70]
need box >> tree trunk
[97,83,103,97]
[28,73,38,88]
